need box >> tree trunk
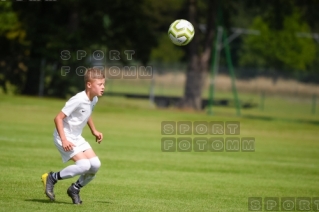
[178,0,216,110]
[22,2,47,95]
[181,67,208,110]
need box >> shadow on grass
[243,114,274,121]
[298,119,319,126]
[243,114,319,126]
[25,199,73,204]
[95,201,112,204]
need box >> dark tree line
[0,0,318,109]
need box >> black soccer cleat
[67,183,83,204]
[41,172,57,201]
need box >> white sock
[75,157,101,187]
[59,159,91,179]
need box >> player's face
[89,78,105,97]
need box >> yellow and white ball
[168,19,195,46]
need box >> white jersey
[54,91,98,139]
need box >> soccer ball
[168,19,195,46]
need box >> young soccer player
[41,68,105,204]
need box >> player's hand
[92,130,103,144]
[61,140,76,152]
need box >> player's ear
[87,81,92,88]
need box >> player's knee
[76,159,91,173]
[89,157,101,173]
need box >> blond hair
[84,68,105,84]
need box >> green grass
[0,94,318,212]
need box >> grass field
[0,93,318,211]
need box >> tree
[3,0,319,99]
[178,0,216,110]
[178,0,319,109]
[5,0,160,97]
[238,9,316,82]
[0,2,28,94]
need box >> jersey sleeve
[61,96,81,116]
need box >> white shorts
[53,135,92,163]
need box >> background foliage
[0,0,319,97]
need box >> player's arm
[87,116,103,143]
[54,111,75,151]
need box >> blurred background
[0,0,319,116]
